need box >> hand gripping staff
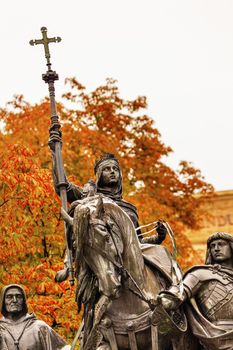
[30,27,74,286]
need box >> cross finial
[29,27,61,69]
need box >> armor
[182,265,233,327]
[160,232,233,350]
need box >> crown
[94,153,119,174]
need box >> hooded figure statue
[52,152,167,285]
[94,153,139,228]
[0,284,70,350]
[51,152,166,242]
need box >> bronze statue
[30,27,167,288]
[62,194,188,350]
[160,232,233,350]
[29,27,188,350]
[0,284,70,350]
[49,148,167,245]
[49,149,168,283]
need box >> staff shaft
[45,74,74,286]
[30,27,74,286]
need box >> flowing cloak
[0,313,70,350]
[183,266,233,350]
[185,301,233,350]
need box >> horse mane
[73,198,102,313]
[73,195,136,312]
[76,259,98,313]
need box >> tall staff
[30,27,74,286]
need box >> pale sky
[1,0,233,191]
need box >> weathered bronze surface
[0,284,70,350]
[160,232,233,350]
[50,150,167,244]
[62,195,189,350]
[28,27,215,349]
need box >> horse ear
[95,196,105,219]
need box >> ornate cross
[29,27,61,68]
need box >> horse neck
[119,216,146,289]
[104,201,146,289]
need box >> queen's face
[100,162,120,187]
[210,239,232,264]
[4,288,24,314]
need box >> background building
[185,190,233,256]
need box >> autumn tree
[60,77,213,267]
[0,78,213,340]
[0,144,79,341]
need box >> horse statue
[62,194,192,350]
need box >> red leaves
[0,141,78,340]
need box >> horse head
[62,195,122,299]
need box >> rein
[87,221,155,309]
[75,208,164,350]
[85,219,162,350]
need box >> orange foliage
[0,144,79,341]
[0,78,213,341]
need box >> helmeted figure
[160,232,233,350]
[0,284,70,350]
